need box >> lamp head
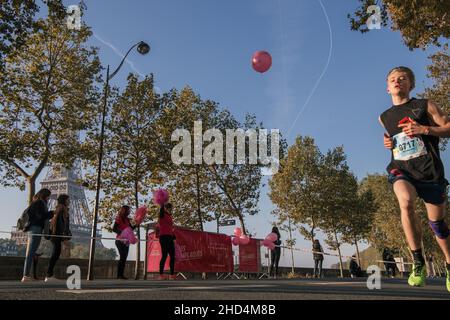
[137,41,150,55]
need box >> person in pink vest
[158,202,176,280]
[112,205,135,279]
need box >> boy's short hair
[386,66,415,90]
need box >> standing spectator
[113,205,135,280]
[45,194,71,282]
[158,202,176,280]
[383,247,396,278]
[349,255,362,278]
[426,254,436,278]
[269,227,281,279]
[313,239,324,278]
[21,188,53,282]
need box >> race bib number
[392,132,427,161]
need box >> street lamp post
[87,41,150,281]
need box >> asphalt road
[0,277,448,300]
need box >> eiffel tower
[40,161,103,247]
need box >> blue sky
[1,0,448,268]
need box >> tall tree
[272,209,297,274]
[206,114,267,235]
[160,87,220,230]
[269,136,323,243]
[340,184,376,267]
[419,45,450,149]
[319,147,355,278]
[348,0,449,50]
[83,74,164,279]
[0,4,101,203]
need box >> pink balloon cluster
[153,189,169,206]
[231,227,251,246]
[117,227,137,246]
[134,206,148,225]
[262,232,278,250]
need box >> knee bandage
[429,220,450,239]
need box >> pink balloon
[268,242,276,250]
[232,237,241,246]
[252,51,272,73]
[240,235,250,245]
[265,232,278,242]
[153,189,169,206]
[233,227,242,237]
[134,206,148,225]
[262,239,271,247]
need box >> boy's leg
[393,180,427,286]
[393,180,422,250]
[425,201,450,291]
[425,202,450,264]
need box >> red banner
[147,228,233,273]
[238,238,261,273]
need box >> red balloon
[252,51,272,73]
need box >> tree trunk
[237,213,247,235]
[288,217,295,273]
[195,166,203,231]
[27,177,36,205]
[334,231,344,278]
[134,185,140,280]
[354,237,361,267]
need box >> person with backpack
[158,203,176,280]
[21,188,53,282]
[45,194,71,282]
[313,239,324,278]
[269,226,282,279]
[112,205,135,280]
[349,255,362,278]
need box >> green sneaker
[408,263,426,287]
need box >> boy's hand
[398,120,426,136]
[383,133,393,149]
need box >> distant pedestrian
[382,247,396,278]
[113,205,135,280]
[313,239,324,278]
[426,254,436,278]
[45,194,71,282]
[269,227,281,278]
[21,188,53,283]
[158,202,176,280]
[349,255,362,278]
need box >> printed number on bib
[392,132,427,161]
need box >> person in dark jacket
[269,227,281,278]
[158,202,176,280]
[313,239,324,278]
[21,188,53,282]
[349,255,362,278]
[382,247,396,278]
[112,205,135,280]
[45,194,71,282]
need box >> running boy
[379,66,450,292]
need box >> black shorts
[388,169,448,205]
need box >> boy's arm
[378,116,385,129]
[398,100,450,138]
[425,100,450,138]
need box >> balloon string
[285,0,333,139]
